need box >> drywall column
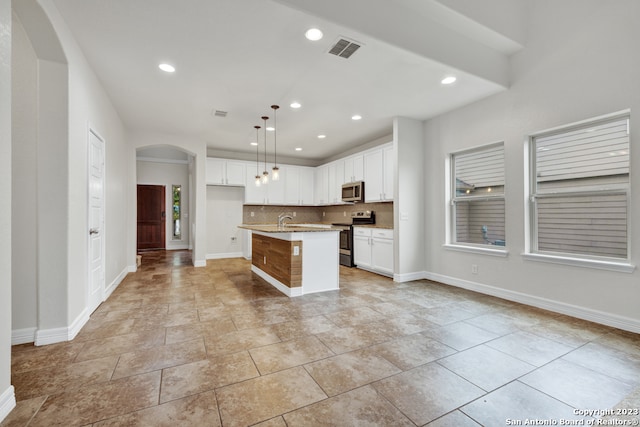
[35,59,69,343]
[393,117,426,281]
[0,0,16,420]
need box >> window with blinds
[529,112,630,260]
[451,143,505,247]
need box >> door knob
[89,228,99,235]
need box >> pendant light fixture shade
[271,105,280,181]
[261,116,269,184]
[254,125,261,187]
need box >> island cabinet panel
[252,234,302,288]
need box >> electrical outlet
[343,211,347,217]
[250,212,255,217]
[323,212,326,217]
[293,212,296,217]
[293,245,300,256]
[471,264,478,274]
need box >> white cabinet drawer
[353,227,372,237]
[372,229,393,239]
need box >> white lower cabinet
[353,227,394,277]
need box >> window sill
[522,252,636,273]
[443,244,509,257]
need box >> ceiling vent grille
[328,37,362,59]
[213,110,228,118]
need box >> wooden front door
[137,185,166,250]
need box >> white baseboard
[423,271,640,334]
[127,264,137,273]
[193,260,206,268]
[35,307,89,346]
[11,327,36,345]
[251,265,303,297]
[394,271,427,283]
[206,252,243,260]
[105,266,129,299]
[0,386,16,424]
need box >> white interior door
[88,128,105,313]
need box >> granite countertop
[238,224,341,233]
[351,224,393,229]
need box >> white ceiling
[51,0,523,163]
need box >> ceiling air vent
[328,37,362,59]
[212,109,228,118]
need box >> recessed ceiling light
[266,126,275,131]
[441,76,456,85]
[290,102,301,109]
[317,134,326,139]
[305,28,323,41]
[250,142,258,146]
[351,115,362,121]
[159,63,175,73]
[295,147,302,151]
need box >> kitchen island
[238,224,340,297]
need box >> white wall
[206,186,244,258]
[136,160,191,250]
[423,0,640,331]
[0,0,15,420]
[11,13,38,337]
[129,132,208,267]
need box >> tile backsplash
[243,202,393,228]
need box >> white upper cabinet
[363,143,394,202]
[382,144,394,201]
[327,161,344,205]
[206,158,246,186]
[244,167,266,204]
[343,154,364,184]
[285,166,315,205]
[314,165,328,205]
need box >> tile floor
[3,250,640,426]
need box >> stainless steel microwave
[341,181,364,202]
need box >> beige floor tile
[204,326,281,357]
[438,345,535,391]
[422,321,501,350]
[74,329,166,362]
[324,306,386,328]
[284,385,414,426]
[29,371,161,427]
[305,348,401,396]
[12,355,118,401]
[561,341,640,385]
[0,396,46,427]
[216,367,327,427]
[374,363,484,426]
[11,342,86,374]
[461,381,585,426]
[314,324,393,354]
[486,331,573,366]
[94,390,221,426]
[269,315,337,341]
[413,305,478,325]
[520,359,636,410]
[250,336,335,375]
[252,417,288,427]
[160,351,259,403]
[369,333,456,370]
[112,338,206,379]
[165,318,237,345]
[426,410,481,427]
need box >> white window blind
[451,143,505,247]
[530,113,630,260]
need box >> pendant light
[261,116,269,184]
[254,125,261,187]
[271,105,280,181]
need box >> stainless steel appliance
[341,181,365,203]
[333,210,375,267]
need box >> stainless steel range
[333,211,375,267]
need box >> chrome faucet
[277,212,294,227]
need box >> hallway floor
[4,250,640,426]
